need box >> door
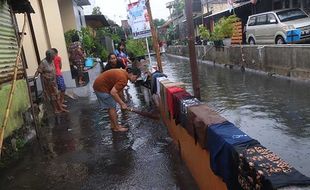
[265,13,281,44]
[254,14,268,44]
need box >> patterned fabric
[38,59,58,101]
[235,141,310,189]
[56,75,66,92]
[68,41,85,76]
[172,91,192,125]
[180,98,201,114]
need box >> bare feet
[112,125,128,132]
[62,104,67,108]
[54,110,62,114]
[61,108,69,113]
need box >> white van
[246,8,310,44]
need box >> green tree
[126,39,146,58]
[92,6,102,15]
[153,18,166,28]
[172,0,185,17]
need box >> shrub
[126,39,146,58]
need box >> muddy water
[164,54,310,177]
[0,83,198,189]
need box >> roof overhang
[85,15,110,28]
[9,0,35,14]
[204,1,251,19]
[75,0,91,6]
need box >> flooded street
[164,54,310,177]
[0,83,198,189]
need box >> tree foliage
[210,15,239,41]
[92,6,102,15]
[126,39,146,58]
[153,18,165,28]
[198,25,210,40]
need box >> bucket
[85,57,94,67]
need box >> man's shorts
[56,75,66,92]
[94,91,116,109]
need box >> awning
[9,0,35,14]
[74,0,91,6]
[204,1,251,19]
[85,15,110,28]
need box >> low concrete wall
[167,45,310,80]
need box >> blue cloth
[286,29,301,43]
[56,75,66,92]
[94,91,116,109]
[207,121,253,190]
[151,71,167,94]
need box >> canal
[163,54,310,177]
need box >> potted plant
[219,15,239,46]
[198,25,210,45]
[210,14,239,47]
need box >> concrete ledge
[167,45,310,81]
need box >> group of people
[94,41,141,132]
[36,39,141,132]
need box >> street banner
[127,0,151,39]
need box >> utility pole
[185,0,201,99]
[146,0,163,73]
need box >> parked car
[246,8,310,44]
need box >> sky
[84,0,172,25]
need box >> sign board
[127,0,151,39]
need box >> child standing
[52,48,68,109]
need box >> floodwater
[164,54,310,177]
[0,83,198,189]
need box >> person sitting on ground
[93,67,141,132]
[51,48,67,109]
[68,33,86,86]
[103,53,126,72]
[114,41,131,67]
[35,49,68,114]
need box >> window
[285,0,290,8]
[267,14,277,24]
[293,0,301,8]
[277,8,308,22]
[248,16,256,26]
[256,14,267,25]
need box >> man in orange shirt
[93,67,141,132]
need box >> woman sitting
[103,53,126,72]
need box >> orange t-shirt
[93,69,128,93]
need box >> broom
[126,107,160,120]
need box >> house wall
[16,0,76,88]
[58,0,87,32]
[0,80,30,138]
[58,0,76,32]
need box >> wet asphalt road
[0,84,198,190]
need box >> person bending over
[93,67,141,132]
